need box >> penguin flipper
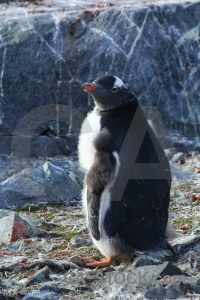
[86,150,116,241]
[87,190,102,240]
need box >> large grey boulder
[0,161,82,209]
[0,1,199,156]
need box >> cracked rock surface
[0,0,200,156]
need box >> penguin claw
[86,257,113,268]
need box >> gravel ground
[0,153,199,299]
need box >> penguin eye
[111,87,118,93]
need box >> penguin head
[82,75,138,110]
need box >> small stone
[68,255,85,266]
[13,264,23,273]
[157,262,183,278]
[181,276,200,294]
[21,291,59,300]
[145,284,184,300]
[70,235,92,247]
[29,259,78,273]
[40,285,72,294]
[173,235,200,254]
[126,262,182,284]
[165,284,185,299]
[26,266,50,287]
[164,148,176,161]
[0,256,27,272]
[171,152,185,164]
[44,259,71,273]
[7,240,26,252]
[133,257,161,267]
[145,286,166,300]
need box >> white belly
[78,107,101,216]
[78,108,101,172]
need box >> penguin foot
[85,257,113,268]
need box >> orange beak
[81,83,99,92]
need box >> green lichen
[61,231,82,240]
[176,216,196,226]
[16,202,66,213]
[16,205,41,213]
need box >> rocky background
[0,0,200,299]
[0,0,200,156]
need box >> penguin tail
[141,241,180,262]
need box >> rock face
[0,1,199,156]
[0,161,82,209]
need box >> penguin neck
[96,101,139,115]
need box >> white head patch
[114,76,124,88]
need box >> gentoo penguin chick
[79,75,175,267]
